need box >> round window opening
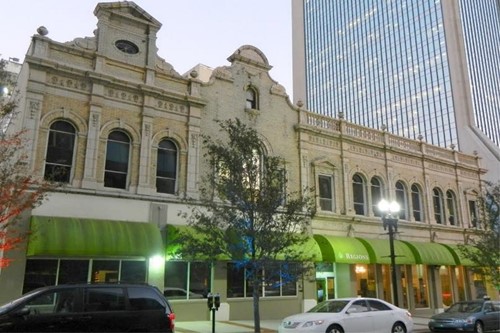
[115,40,139,54]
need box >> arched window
[246,87,258,109]
[156,139,177,194]
[352,174,366,215]
[104,130,130,189]
[411,184,423,222]
[371,177,383,217]
[395,181,408,220]
[44,120,76,183]
[433,188,444,224]
[446,190,458,226]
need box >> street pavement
[175,315,431,332]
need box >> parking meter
[207,293,221,310]
[207,293,220,333]
[207,293,214,309]
[214,294,220,309]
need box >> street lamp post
[378,199,400,307]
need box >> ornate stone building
[1,1,492,321]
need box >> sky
[0,0,293,96]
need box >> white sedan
[278,297,413,333]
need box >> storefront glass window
[455,267,466,301]
[401,268,409,309]
[189,262,211,297]
[59,259,89,284]
[326,277,335,300]
[264,263,298,297]
[412,265,429,308]
[164,261,210,299]
[227,263,245,297]
[92,260,119,283]
[121,260,147,283]
[355,264,376,297]
[440,266,452,306]
[23,259,58,294]
[472,272,487,299]
[381,265,392,303]
[227,262,297,298]
[23,259,147,292]
[165,261,188,297]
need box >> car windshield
[447,302,483,314]
[308,300,350,313]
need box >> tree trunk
[252,278,261,333]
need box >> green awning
[27,216,163,257]
[166,224,322,261]
[313,235,371,264]
[358,238,416,264]
[440,244,477,266]
[290,236,323,262]
[401,241,457,265]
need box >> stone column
[81,101,102,189]
[137,110,154,195]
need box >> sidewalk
[175,316,430,332]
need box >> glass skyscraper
[292,0,500,159]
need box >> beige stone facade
[1,1,493,322]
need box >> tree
[177,118,316,332]
[1,60,56,268]
[0,59,17,117]
[459,181,500,292]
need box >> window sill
[245,107,260,117]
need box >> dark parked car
[428,298,500,333]
[0,283,175,332]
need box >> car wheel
[474,321,484,333]
[326,324,344,333]
[391,322,406,333]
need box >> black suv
[0,283,175,332]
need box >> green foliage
[0,59,17,117]
[176,118,315,331]
[459,181,500,290]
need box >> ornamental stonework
[156,100,187,115]
[29,100,40,119]
[428,163,455,174]
[391,154,421,167]
[459,169,479,179]
[310,135,339,149]
[348,144,382,158]
[48,75,91,93]
[105,88,143,104]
